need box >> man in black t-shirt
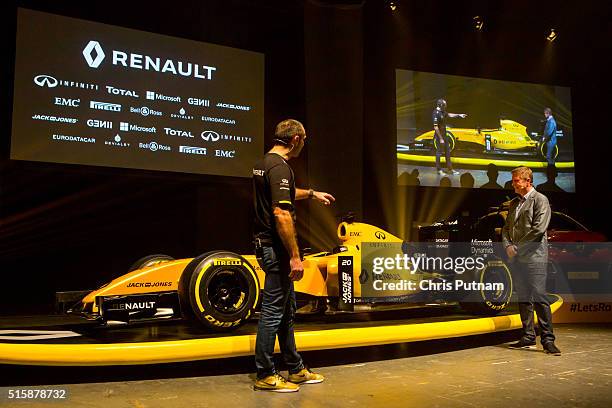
[433,98,467,176]
[252,119,335,392]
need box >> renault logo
[33,74,58,88]
[82,40,106,68]
[201,130,220,142]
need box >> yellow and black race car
[405,119,557,160]
[60,218,513,331]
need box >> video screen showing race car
[396,69,575,192]
[11,8,264,178]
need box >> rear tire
[459,260,513,315]
[178,251,260,331]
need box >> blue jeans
[254,245,304,378]
[546,135,557,165]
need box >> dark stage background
[1,0,610,313]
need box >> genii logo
[34,74,58,88]
[82,41,106,68]
[201,130,220,142]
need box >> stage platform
[0,296,562,366]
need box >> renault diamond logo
[34,74,58,88]
[83,40,106,68]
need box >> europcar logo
[34,74,58,88]
[82,41,106,68]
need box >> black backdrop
[1,0,610,313]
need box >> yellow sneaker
[288,368,325,384]
[254,374,300,393]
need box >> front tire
[128,254,174,272]
[178,251,260,331]
[539,141,559,161]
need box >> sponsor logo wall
[11,8,264,177]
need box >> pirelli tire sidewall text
[179,251,260,331]
[458,259,513,315]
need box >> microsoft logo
[120,122,129,131]
[146,91,155,100]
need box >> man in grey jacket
[502,166,561,355]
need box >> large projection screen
[11,8,264,177]
[396,69,574,192]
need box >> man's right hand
[289,257,304,281]
[506,245,518,259]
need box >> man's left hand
[313,191,335,205]
[460,114,467,118]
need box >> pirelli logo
[213,258,242,266]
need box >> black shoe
[543,342,561,355]
[508,339,536,349]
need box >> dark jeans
[254,245,304,378]
[512,261,555,344]
[435,136,452,170]
[546,135,557,165]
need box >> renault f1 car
[404,119,557,160]
[60,219,513,331]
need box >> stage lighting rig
[473,15,484,31]
[546,28,558,42]
[386,0,397,11]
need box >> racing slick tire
[459,260,513,315]
[178,251,260,331]
[128,254,175,272]
[538,141,559,161]
[433,131,456,152]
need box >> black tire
[128,254,175,272]
[539,141,558,161]
[459,260,513,315]
[178,251,260,331]
[433,131,456,152]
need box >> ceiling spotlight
[473,16,484,31]
[388,1,397,11]
[546,28,558,42]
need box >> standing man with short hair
[252,119,335,392]
[543,107,557,165]
[502,166,561,355]
[433,98,467,176]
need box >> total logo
[82,40,216,80]
[87,119,112,129]
[139,141,171,152]
[105,134,130,147]
[106,85,139,98]
[165,127,193,138]
[146,91,181,103]
[32,114,78,124]
[179,146,207,155]
[90,101,122,112]
[171,107,194,120]
[54,97,80,107]
[120,122,157,133]
[130,106,162,117]
[33,74,98,90]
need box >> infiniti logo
[201,130,220,142]
[374,231,386,240]
[34,75,58,88]
[82,40,106,68]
